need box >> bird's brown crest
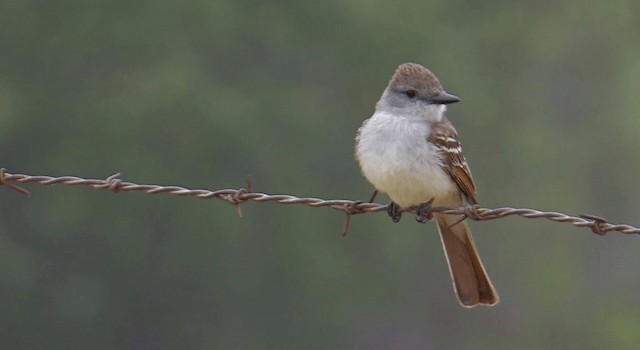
[388,63,443,96]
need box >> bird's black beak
[430,92,460,105]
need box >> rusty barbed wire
[1,168,639,236]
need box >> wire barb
[0,168,31,196]
[230,188,248,218]
[1,168,639,236]
[580,214,609,235]
[105,173,123,192]
[342,200,369,237]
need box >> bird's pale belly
[358,147,460,208]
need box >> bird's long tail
[435,214,499,307]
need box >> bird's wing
[428,117,478,204]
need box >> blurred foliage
[1,0,640,349]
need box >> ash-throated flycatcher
[355,63,499,307]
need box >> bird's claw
[387,202,402,223]
[415,198,435,223]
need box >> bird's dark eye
[403,90,417,98]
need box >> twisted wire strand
[1,168,638,236]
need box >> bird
[355,62,499,307]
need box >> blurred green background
[2,1,640,349]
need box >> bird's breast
[356,112,459,207]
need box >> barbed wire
[1,168,638,237]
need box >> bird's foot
[387,202,402,223]
[415,198,435,223]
